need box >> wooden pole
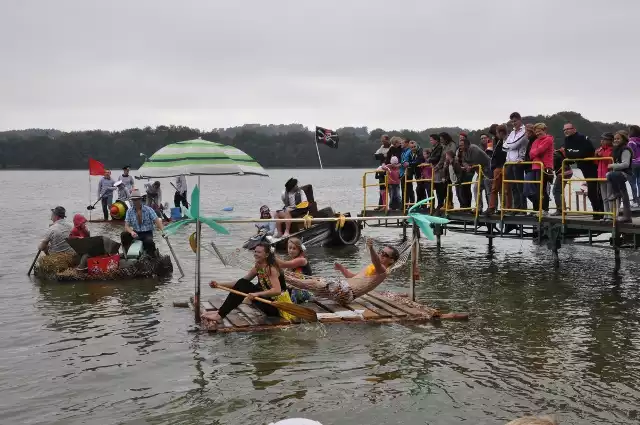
[194,176,202,323]
[410,224,420,301]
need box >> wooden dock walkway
[194,291,468,333]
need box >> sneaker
[540,211,549,217]
[550,211,562,216]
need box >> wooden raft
[194,291,469,333]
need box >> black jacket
[385,146,403,165]
[564,132,596,173]
[522,135,537,173]
[490,138,507,171]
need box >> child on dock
[382,156,401,210]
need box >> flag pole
[314,138,324,169]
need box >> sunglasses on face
[563,128,574,132]
[379,250,395,260]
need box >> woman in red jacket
[529,123,555,216]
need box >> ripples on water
[0,169,639,425]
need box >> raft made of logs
[187,291,468,333]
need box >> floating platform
[192,291,468,333]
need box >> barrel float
[331,214,361,245]
[110,200,128,220]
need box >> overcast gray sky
[1,0,638,131]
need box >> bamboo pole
[213,216,412,225]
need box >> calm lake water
[1,169,639,425]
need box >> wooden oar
[27,250,41,276]
[214,286,318,322]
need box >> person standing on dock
[458,136,491,212]
[437,132,458,210]
[400,139,414,209]
[485,124,508,216]
[563,123,603,219]
[523,124,538,211]
[529,123,555,216]
[595,133,614,221]
[627,125,640,207]
[503,112,529,214]
[374,135,390,210]
[406,140,425,203]
[428,134,447,212]
[97,169,117,220]
[455,133,475,208]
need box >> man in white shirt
[503,112,529,213]
[274,178,308,237]
[173,175,189,208]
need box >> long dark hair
[439,132,454,144]
[255,242,279,271]
[630,125,640,138]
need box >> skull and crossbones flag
[315,126,339,149]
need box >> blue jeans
[629,164,640,201]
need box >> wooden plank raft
[192,291,468,333]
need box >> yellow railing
[445,165,482,219]
[561,157,615,225]
[501,161,544,222]
[362,170,388,216]
[403,164,435,214]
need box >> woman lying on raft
[202,242,289,325]
[285,238,399,306]
[276,237,312,303]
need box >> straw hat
[130,189,143,199]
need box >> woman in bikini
[202,242,287,325]
[276,237,313,303]
[284,238,399,306]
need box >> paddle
[213,285,318,322]
[162,234,184,277]
[89,181,123,210]
[27,250,41,276]
[86,199,101,211]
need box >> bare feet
[201,311,222,323]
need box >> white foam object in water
[269,419,323,425]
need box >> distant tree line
[0,111,631,170]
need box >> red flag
[89,158,105,176]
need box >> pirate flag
[315,126,339,149]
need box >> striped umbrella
[137,138,268,178]
[137,138,268,323]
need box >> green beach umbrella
[137,137,268,178]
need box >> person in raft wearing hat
[274,178,309,238]
[38,206,74,255]
[117,165,135,201]
[121,189,165,258]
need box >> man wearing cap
[121,189,165,258]
[117,166,135,201]
[274,178,308,237]
[503,112,529,214]
[38,206,74,255]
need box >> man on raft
[284,238,399,305]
